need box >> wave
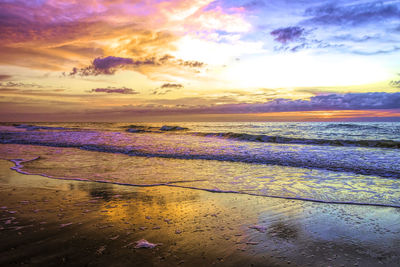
[125,125,188,133]
[13,124,74,131]
[1,138,399,179]
[324,123,383,130]
[122,124,400,149]
[193,132,400,149]
[9,123,399,149]
[7,157,400,209]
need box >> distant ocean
[1,122,399,208]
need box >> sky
[0,0,400,122]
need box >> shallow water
[0,122,399,208]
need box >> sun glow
[224,52,390,89]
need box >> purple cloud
[218,92,400,113]
[69,55,204,76]
[91,87,139,94]
[93,56,134,71]
[70,56,154,76]
[102,92,400,114]
[270,26,305,44]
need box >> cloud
[266,2,400,54]
[134,92,400,113]
[390,80,400,88]
[161,83,184,89]
[69,55,205,76]
[152,83,184,95]
[90,87,139,94]
[0,81,43,88]
[270,26,305,44]
[69,56,152,76]
[304,2,400,26]
[218,92,400,113]
[2,92,400,121]
[351,46,400,55]
[0,0,218,75]
[332,34,378,43]
[90,92,400,114]
[177,60,205,68]
[0,75,11,81]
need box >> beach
[1,157,399,266]
[1,122,400,266]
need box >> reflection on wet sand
[1,159,400,266]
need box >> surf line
[4,157,400,209]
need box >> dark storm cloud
[90,87,139,94]
[270,26,305,44]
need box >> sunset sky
[0,0,400,121]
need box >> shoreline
[1,159,400,266]
[5,156,400,209]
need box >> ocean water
[0,122,399,208]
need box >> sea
[0,122,399,208]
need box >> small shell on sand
[134,239,159,249]
[110,235,120,240]
[60,222,73,228]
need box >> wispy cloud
[90,87,139,94]
[304,2,400,26]
[161,83,184,89]
[0,81,43,88]
[152,82,184,95]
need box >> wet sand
[0,159,399,266]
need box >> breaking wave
[193,132,400,149]
[1,137,399,179]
